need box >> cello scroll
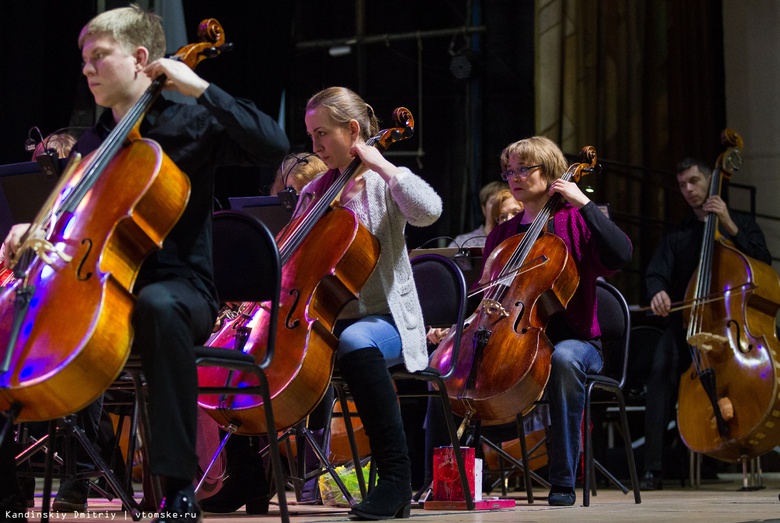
[372,107,415,152]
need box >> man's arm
[727,211,772,264]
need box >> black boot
[339,348,412,520]
[198,435,269,514]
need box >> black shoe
[152,487,202,523]
[52,478,89,512]
[639,470,663,491]
[548,487,576,507]
[0,493,28,521]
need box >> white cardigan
[297,167,442,372]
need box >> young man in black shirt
[2,5,288,521]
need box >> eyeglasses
[500,165,541,181]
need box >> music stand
[228,195,292,237]
[0,159,67,241]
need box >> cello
[198,109,415,435]
[0,20,230,423]
[677,130,780,462]
[429,146,597,425]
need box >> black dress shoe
[52,478,89,512]
[639,470,663,491]
[152,487,202,523]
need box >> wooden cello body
[0,143,189,421]
[430,233,577,424]
[677,241,780,461]
[429,147,597,425]
[198,109,415,435]
[677,130,780,461]
[0,19,231,422]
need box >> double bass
[677,130,780,462]
[198,109,415,435]
[0,20,230,423]
[429,147,597,425]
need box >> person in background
[295,86,441,519]
[640,157,771,490]
[32,131,78,160]
[3,5,288,521]
[447,180,509,249]
[269,152,327,196]
[477,136,632,506]
[489,188,524,226]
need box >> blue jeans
[334,314,404,368]
[546,339,603,488]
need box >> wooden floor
[24,473,780,522]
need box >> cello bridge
[687,332,728,351]
[481,299,509,318]
[11,237,73,269]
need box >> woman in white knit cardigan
[296,86,442,520]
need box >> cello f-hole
[76,238,93,281]
[726,319,753,354]
[285,288,301,329]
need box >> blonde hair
[78,3,166,61]
[270,153,327,194]
[32,132,77,160]
[499,136,568,186]
[306,87,379,142]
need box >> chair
[192,209,289,522]
[581,278,641,506]
[328,253,475,509]
[496,279,640,506]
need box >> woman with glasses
[481,136,632,506]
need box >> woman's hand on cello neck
[547,178,591,209]
[350,142,403,184]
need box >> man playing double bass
[641,157,771,490]
[0,4,288,521]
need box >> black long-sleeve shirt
[645,210,772,303]
[73,84,289,309]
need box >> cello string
[688,163,722,370]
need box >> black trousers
[73,278,215,482]
[643,316,690,473]
[133,279,216,481]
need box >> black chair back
[594,278,631,389]
[410,253,467,379]
[211,210,281,369]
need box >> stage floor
[21,473,780,522]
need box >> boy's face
[81,34,145,110]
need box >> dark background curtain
[0,0,726,305]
